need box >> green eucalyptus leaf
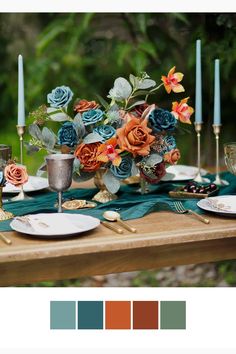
[131,90,152,98]
[73,158,81,173]
[28,124,43,140]
[127,100,146,110]
[83,132,103,144]
[42,127,56,149]
[36,161,47,177]
[96,94,109,109]
[108,77,132,101]
[131,161,139,176]
[145,153,163,166]
[102,169,120,194]
[47,107,69,122]
[137,78,156,90]
[24,142,40,155]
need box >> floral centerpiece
[27,67,194,202]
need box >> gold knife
[0,232,12,245]
[101,221,124,234]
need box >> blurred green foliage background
[0,13,235,173]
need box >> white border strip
[0,0,235,13]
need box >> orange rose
[74,142,102,172]
[74,99,99,113]
[117,117,155,157]
[164,148,181,165]
[4,163,29,187]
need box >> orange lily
[171,97,194,124]
[161,66,185,94]
[97,137,122,166]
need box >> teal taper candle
[213,59,221,125]
[195,39,202,124]
[17,54,25,126]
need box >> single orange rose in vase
[4,163,29,187]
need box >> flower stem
[140,176,147,195]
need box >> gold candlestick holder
[212,125,229,186]
[11,125,32,201]
[194,123,210,183]
[0,185,14,221]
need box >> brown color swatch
[105,301,131,329]
[133,301,158,329]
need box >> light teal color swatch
[50,301,76,330]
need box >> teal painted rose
[94,125,116,141]
[58,122,78,147]
[82,109,104,126]
[149,108,176,133]
[47,86,73,108]
[110,156,132,179]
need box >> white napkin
[26,214,80,234]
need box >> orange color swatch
[105,301,131,329]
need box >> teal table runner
[0,172,235,232]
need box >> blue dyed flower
[58,122,78,147]
[110,156,133,179]
[47,86,73,108]
[94,125,116,141]
[149,108,176,133]
[82,109,104,126]
[164,135,176,151]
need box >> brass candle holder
[0,185,14,221]
[194,123,210,183]
[11,125,32,201]
[212,125,229,186]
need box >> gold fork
[174,201,210,224]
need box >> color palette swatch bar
[50,300,186,330]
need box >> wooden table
[1,205,236,286]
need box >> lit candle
[17,54,25,126]
[213,59,221,126]
[195,39,202,124]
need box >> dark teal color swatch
[78,301,103,329]
[50,301,76,330]
[160,301,186,329]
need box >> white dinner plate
[3,176,49,193]
[197,195,236,217]
[10,213,100,238]
[161,165,208,182]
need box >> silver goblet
[224,143,236,176]
[46,154,75,213]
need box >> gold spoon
[103,211,137,233]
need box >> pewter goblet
[224,143,236,176]
[46,154,75,213]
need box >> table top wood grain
[1,204,236,286]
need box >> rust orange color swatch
[105,301,131,329]
[133,301,158,329]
